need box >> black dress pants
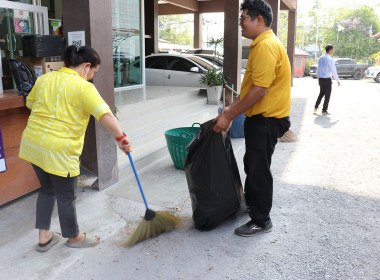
[243,115,290,228]
[315,78,332,112]
[32,164,79,238]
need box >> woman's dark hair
[63,45,101,68]
[241,0,273,28]
[325,44,334,53]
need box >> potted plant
[199,68,228,104]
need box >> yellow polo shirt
[19,67,111,177]
[241,30,291,118]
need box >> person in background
[314,44,340,115]
[19,45,132,251]
[214,0,291,236]
[55,17,63,35]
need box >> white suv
[366,66,380,83]
[309,64,318,78]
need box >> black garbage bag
[9,59,36,98]
[184,120,242,231]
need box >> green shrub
[199,68,228,87]
[304,59,315,76]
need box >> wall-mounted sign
[34,65,43,78]
[14,9,29,20]
[68,31,86,48]
[14,18,29,33]
[0,122,7,173]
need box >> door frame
[0,0,48,35]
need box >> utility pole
[302,26,305,50]
[315,1,319,61]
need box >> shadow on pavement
[313,114,340,128]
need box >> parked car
[308,58,368,80]
[193,54,246,77]
[193,54,223,68]
[185,49,214,55]
[122,54,218,87]
[335,58,368,79]
[144,54,219,87]
[123,53,246,87]
[309,64,318,78]
[366,65,380,83]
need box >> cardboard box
[21,56,64,78]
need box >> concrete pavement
[0,77,379,280]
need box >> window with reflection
[295,56,302,68]
[112,0,142,88]
[146,56,167,70]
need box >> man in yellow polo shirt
[214,0,291,236]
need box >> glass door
[0,1,48,91]
[112,0,143,88]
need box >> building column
[145,0,159,55]
[194,12,203,49]
[266,0,280,35]
[223,0,242,92]
[62,0,118,190]
[287,9,296,84]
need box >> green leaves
[207,37,224,58]
[199,68,228,87]
[158,15,193,47]
[308,4,379,59]
[329,6,379,59]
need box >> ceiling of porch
[157,0,297,15]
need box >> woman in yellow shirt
[19,45,132,251]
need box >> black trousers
[315,78,332,112]
[32,164,79,238]
[243,115,290,228]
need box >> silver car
[366,66,380,83]
[139,54,218,87]
[309,64,318,79]
[193,54,223,68]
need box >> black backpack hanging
[9,59,37,98]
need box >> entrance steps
[116,88,220,180]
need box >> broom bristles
[121,210,182,246]
[279,129,298,142]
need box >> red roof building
[294,48,311,77]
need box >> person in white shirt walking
[314,44,340,115]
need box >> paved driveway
[0,77,379,280]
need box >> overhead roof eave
[158,4,193,15]
[158,0,199,12]
[280,0,297,11]
[158,0,297,15]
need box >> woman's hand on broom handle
[115,131,132,154]
[119,138,132,153]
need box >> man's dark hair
[325,44,334,53]
[241,0,273,27]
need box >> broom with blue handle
[121,151,181,246]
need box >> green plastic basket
[165,123,200,170]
